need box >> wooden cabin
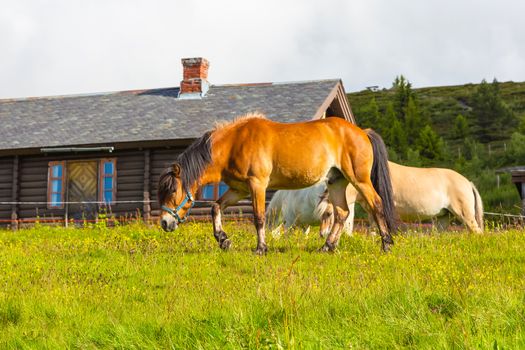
[0,57,354,228]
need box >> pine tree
[518,115,525,134]
[404,96,423,145]
[453,114,469,139]
[382,102,397,142]
[388,119,408,156]
[392,75,413,121]
[359,97,381,132]
[470,78,516,142]
[416,125,444,160]
[507,132,525,164]
[406,147,423,167]
[463,137,481,161]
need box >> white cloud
[0,0,524,98]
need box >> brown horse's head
[158,164,195,232]
[157,131,213,231]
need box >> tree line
[351,76,525,213]
[356,76,521,167]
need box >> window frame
[47,158,118,209]
[47,161,66,209]
[98,158,117,204]
[197,182,229,201]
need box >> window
[47,161,65,208]
[218,182,229,197]
[47,159,117,209]
[99,159,116,204]
[200,184,216,200]
[198,182,229,200]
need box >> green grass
[1,222,524,349]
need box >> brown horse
[158,114,397,254]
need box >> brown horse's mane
[157,168,178,205]
[213,112,266,131]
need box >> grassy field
[0,222,524,349]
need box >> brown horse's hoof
[254,245,268,256]
[381,241,393,253]
[220,239,232,250]
[319,242,336,253]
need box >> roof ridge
[0,79,341,103]
[213,78,340,88]
[0,86,179,103]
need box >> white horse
[266,182,353,235]
[320,161,484,234]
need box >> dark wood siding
[18,156,53,220]
[111,151,144,218]
[5,145,271,226]
[16,150,146,223]
[0,157,13,223]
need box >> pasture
[0,222,524,349]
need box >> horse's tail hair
[266,191,284,228]
[471,182,484,231]
[365,129,398,233]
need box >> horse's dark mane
[176,131,213,189]
[157,131,213,204]
[157,168,178,205]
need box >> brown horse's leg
[353,180,393,251]
[212,189,247,250]
[321,178,349,252]
[250,182,268,255]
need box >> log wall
[0,146,270,227]
[0,157,14,224]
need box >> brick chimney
[179,57,210,98]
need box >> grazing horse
[266,182,354,235]
[318,161,484,235]
[157,114,397,254]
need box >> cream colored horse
[320,161,484,234]
[270,161,484,235]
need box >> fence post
[143,150,151,223]
[522,183,525,217]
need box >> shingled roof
[0,79,352,152]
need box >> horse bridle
[161,187,195,224]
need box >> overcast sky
[1,0,524,99]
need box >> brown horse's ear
[172,164,181,177]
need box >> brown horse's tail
[365,129,398,233]
[471,182,484,231]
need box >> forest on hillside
[346,77,525,216]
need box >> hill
[348,80,525,143]
[346,79,525,216]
